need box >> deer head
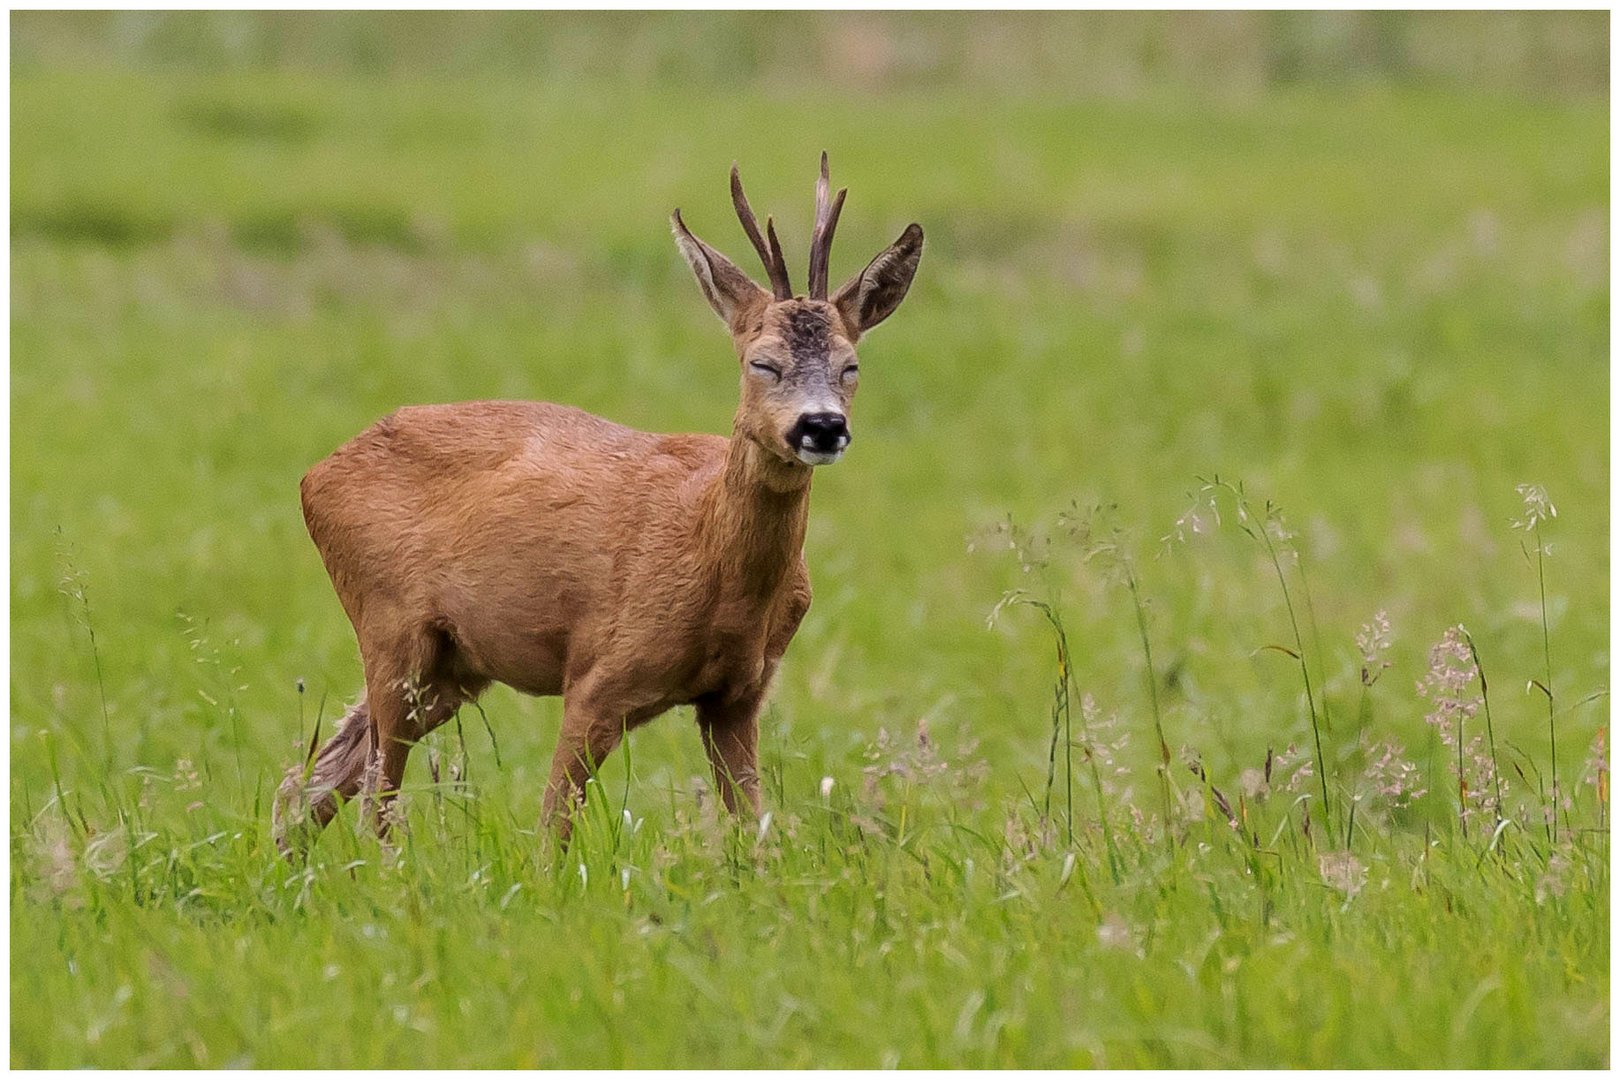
[672,153,923,468]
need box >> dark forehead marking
[781,305,834,365]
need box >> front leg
[696,687,765,818]
[543,694,627,843]
[699,569,808,819]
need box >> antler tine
[730,163,793,299]
[765,217,789,297]
[808,150,848,300]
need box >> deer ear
[832,223,923,342]
[672,210,769,326]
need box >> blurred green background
[9,11,1609,1068]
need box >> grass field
[10,12,1610,1067]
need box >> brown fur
[274,158,922,851]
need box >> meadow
[9,12,1609,1067]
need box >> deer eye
[841,364,860,382]
[748,361,782,381]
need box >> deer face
[737,300,859,466]
[672,155,923,469]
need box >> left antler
[730,164,794,300]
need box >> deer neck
[695,432,811,598]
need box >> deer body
[274,156,921,852]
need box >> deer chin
[794,447,845,467]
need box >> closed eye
[841,365,859,381]
[749,361,782,380]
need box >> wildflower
[1356,610,1393,687]
[819,776,835,800]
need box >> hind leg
[358,626,486,836]
[273,697,374,857]
[275,622,484,855]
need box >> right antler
[731,164,794,300]
[807,151,848,301]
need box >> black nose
[789,412,850,455]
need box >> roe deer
[273,154,923,852]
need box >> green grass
[11,13,1609,1068]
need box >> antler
[808,151,848,300]
[731,164,793,300]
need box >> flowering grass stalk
[1057,504,1175,845]
[1583,727,1607,833]
[1513,484,1559,841]
[990,581,1076,842]
[985,518,1118,874]
[1460,627,1505,832]
[1121,561,1176,846]
[1420,627,1478,836]
[1039,603,1074,839]
[1348,611,1394,845]
[57,535,113,775]
[1195,477,1332,826]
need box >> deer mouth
[794,446,845,467]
